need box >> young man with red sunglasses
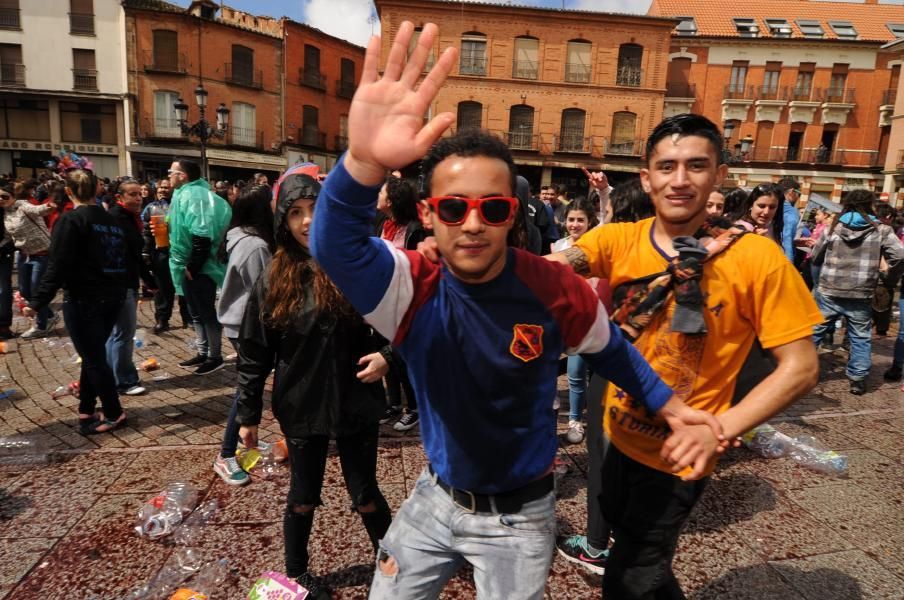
[311,22,725,599]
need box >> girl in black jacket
[235,172,392,596]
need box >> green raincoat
[167,178,231,294]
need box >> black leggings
[283,425,391,577]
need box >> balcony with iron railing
[459,55,487,76]
[142,117,182,139]
[336,79,356,99]
[615,66,642,87]
[300,67,326,91]
[555,132,592,153]
[300,127,326,148]
[506,129,539,151]
[0,64,25,87]
[564,63,591,84]
[229,127,263,149]
[225,63,262,89]
[73,69,97,90]
[143,51,187,74]
[790,86,816,102]
[724,84,756,100]
[0,8,20,29]
[666,82,696,98]
[335,135,348,151]
[69,12,94,35]
[756,84,786,101]
[512,60,538,80]
[603,138,645,156]
[820,87,855,104]
[882,88,898,106]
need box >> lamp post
[174,84,229,180]
[722,121,735,165]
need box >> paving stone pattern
[0,301,902,598]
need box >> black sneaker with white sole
[393,410,419,431]
[195,357,225,375]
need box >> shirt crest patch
[510,324,544,362]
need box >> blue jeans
[369,469,555,599]
[567,354,588,422]
[893,297,904,368]
[18,253,53,329]
[812,290,872,381]
[182,274,222,360]
[64,295,125,420]
[0,251,13,328]
[105,288,139,390]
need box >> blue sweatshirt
[311,159,672,493]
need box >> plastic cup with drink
[150,205,170,249]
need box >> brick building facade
[375,0,677,191]
[123,0,285,181]
[650,0,904,203]
[282,19,364,173]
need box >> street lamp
[740,134,754,159]
[722,121,735,164]
[174,84,229,180]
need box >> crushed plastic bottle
[134,328,148,349]
[235,447,262,471]
[51,386,69,399]
[0,388,17,400]
[742,423,848,476]
[135,482,200,539]
[172,499,218,546]
[0,436,52,465]
[255,453,281,480]
[152,371,173,382]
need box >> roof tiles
[649,0,904,42]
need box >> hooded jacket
[167,178,231,294]
[234,173,386,438]
[216,227,272,339]
[812,212,904,299]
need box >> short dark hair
[842,189,876,213]
[722,187,749,219]
[777,177,800,193]
[645,114,723,164]
[421,129,517,196]
[875,201,895,222]
[175,158,201,182]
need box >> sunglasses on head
[425,196,518,226]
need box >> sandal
[78,414,100,435]
[84,414,127,435]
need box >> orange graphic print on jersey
[510,324,544,362]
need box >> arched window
[457,101,482,131]
[508,105,535,149]
[513,36,539,79]
[559,108,587,152]
[460,32,487,76]
[609,112,637,154]
[616,43,643,86]
[565,39,591,83]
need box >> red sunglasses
[425,196,518,226]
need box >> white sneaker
[566,420,585,444]
[20,326,48,339]
[122,385,146,396]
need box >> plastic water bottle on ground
[0,436,51,465]
[742,423,848,476]
[135,481,200,539]
[134,328,148,349]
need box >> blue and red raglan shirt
[311,159,672,494]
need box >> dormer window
[733,18,759,38]
[675,17,697,36]
[888,23,904,38]
[765,19,792,38]
[797,19,824,39]
[829,21,857,40]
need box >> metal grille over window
[558,109,586,152]
[456,101,482,131]
[508,105,535,150]
[616,44,642,86]
[609,112,636,155]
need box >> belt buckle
[455,488,477,513]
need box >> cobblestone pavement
[0,300,902,599]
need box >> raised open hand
[344,22,459,187]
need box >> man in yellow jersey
[551,113,822,599]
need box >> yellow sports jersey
[576,218,823,477]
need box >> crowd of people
[1,20,903,600]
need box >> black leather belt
[428,464,554,514]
